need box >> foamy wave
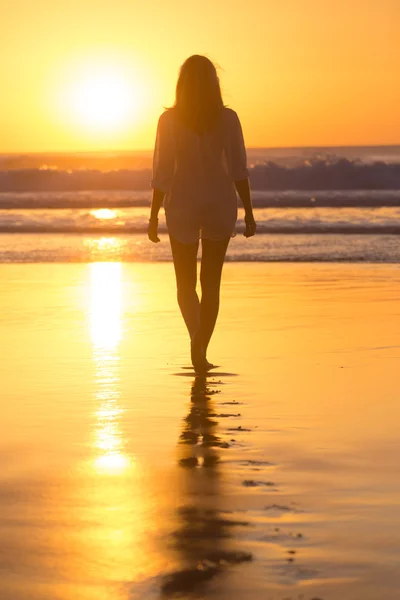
[1,158,400,193]
[1,232,400,263]
[1,207,400,234]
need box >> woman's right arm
[148,112,175,243]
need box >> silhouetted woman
[148,55,256,371]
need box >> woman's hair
[171,55,225,133]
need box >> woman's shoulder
[156,108,176,130]
[222,107,238,117]
[159,107,176,121]
[222,107,240,126]
[223,106,240,117]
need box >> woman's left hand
[244,213,257,238]
[148,218,160,243]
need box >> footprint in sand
[242,459,272,466]
[242,479,275,487]
[214,412,241,418]
[161,551,252,595]
[259,528,305,542]
[239,459,273,471]
[264,504,299,515]
[228,425,252,432]
[220,400,242,405]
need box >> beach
[1,260,400,599]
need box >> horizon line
[1,143,400,157]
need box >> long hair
[171,55,225,134]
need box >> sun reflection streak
[91,208,117,220]
[85,237,125,261]
[90,262,122,349]
[90,262,132,475]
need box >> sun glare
[90,262,122,349]
[69,65,142,133]
[92,209,117,220]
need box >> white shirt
[151,107,248,244]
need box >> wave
[1,207,400,235]
[1,158,400,194]
[250,158,400,190]
[1,232,400,264]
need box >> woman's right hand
[244,212,257,238]
[148,218,160,243]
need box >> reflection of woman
[148,55,256,372]
[162,376,251,596]
[179,375,221,467]
[162,375,223,594]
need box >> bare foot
[191,331,205,370]
[193,357,217,374]
[191,333,218,372]
[204,359,217,369]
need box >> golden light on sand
[91,209,118,220]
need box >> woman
[148,55,256,372]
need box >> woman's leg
[200,237,230,356]
[169,234,203,365]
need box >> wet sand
[1,262,400,599]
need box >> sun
[70,65,141,133]
[53,54,157,146]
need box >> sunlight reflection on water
[89,262,132,475]
[85,236,126,261]
[90,208,118,220]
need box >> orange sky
[1,0,399,152]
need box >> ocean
[1,146,400,263]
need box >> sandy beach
[1,261,400,599]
